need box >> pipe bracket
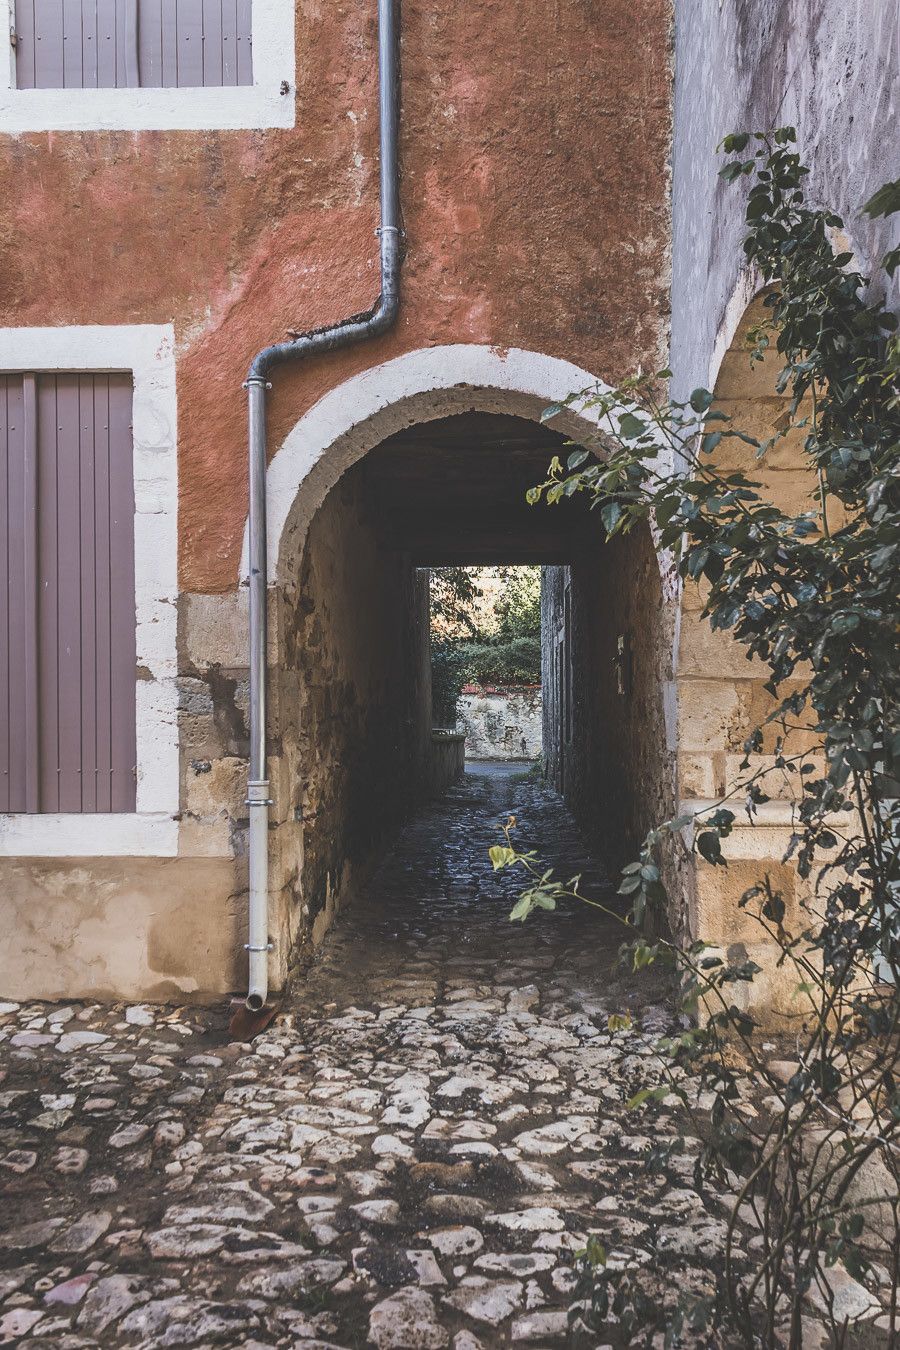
[244,942,274,953]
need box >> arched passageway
[242,332,823,1017]
[255,346,675,980]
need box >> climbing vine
[493,130,900,1346]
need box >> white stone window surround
[0,324,178,857]
[0,0,295,132]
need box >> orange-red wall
[0,0,672,592]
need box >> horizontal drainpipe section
[243,0,402,1011]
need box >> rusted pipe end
[228,998,278,1041]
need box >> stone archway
[250,344,676,988]
[233,332,822,1012]
[241,344,621,586]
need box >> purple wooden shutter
[1,372,136,814]
[0,376,39,812]
[138,0,254,88]
[15,1,250,89]
[15,1,140,89]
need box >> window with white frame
[0,325,179,858]
[1,0,295,130]
[1,369,138,815]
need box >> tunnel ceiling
[358,412,602,563]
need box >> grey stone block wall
[671,0,900,399]
[459,687,543,761]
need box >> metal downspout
[243,0,402,1012]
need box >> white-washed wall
[459,685,542,761]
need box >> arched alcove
[241,345,622,585]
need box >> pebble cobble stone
[0,765,891,1346]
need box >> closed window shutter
[14,0,252,89]
[1,372,136,814]
[0,375,39,812]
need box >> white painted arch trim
[0,0,295,132]
[0,324,178,857]
[241,344,618,585]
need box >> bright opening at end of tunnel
[428,565,544,766]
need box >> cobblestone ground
[0,766,890,1347]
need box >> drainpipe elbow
[362,240,401,339]
[367,288,400,338]
[247,352,274,384]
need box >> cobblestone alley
[0,767,878,1347]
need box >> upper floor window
[0,0,294,130]
[15,1,253,90]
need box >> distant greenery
[431,635,541,727]
[492,566,542,642]
[430,566,542,726]
[428,566,484,636]
[454,635,542,685]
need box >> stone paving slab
[0,769,890,1347]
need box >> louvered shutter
[14,0,252,88]
[1,372,136,814]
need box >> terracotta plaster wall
[0,0,671,1003]
[0,0,672,595]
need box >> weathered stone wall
[671,0,899,399]
[584,528,675,874]
[427,732,466,796]
[675,305,837,1011]
[274,468,433,964]
[0,856,244,1003]
[541,567,569,797]
[670,0,899,1011]
[459,686,542,761]
[542,538,675,878]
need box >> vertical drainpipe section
[243,0,402,1011]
